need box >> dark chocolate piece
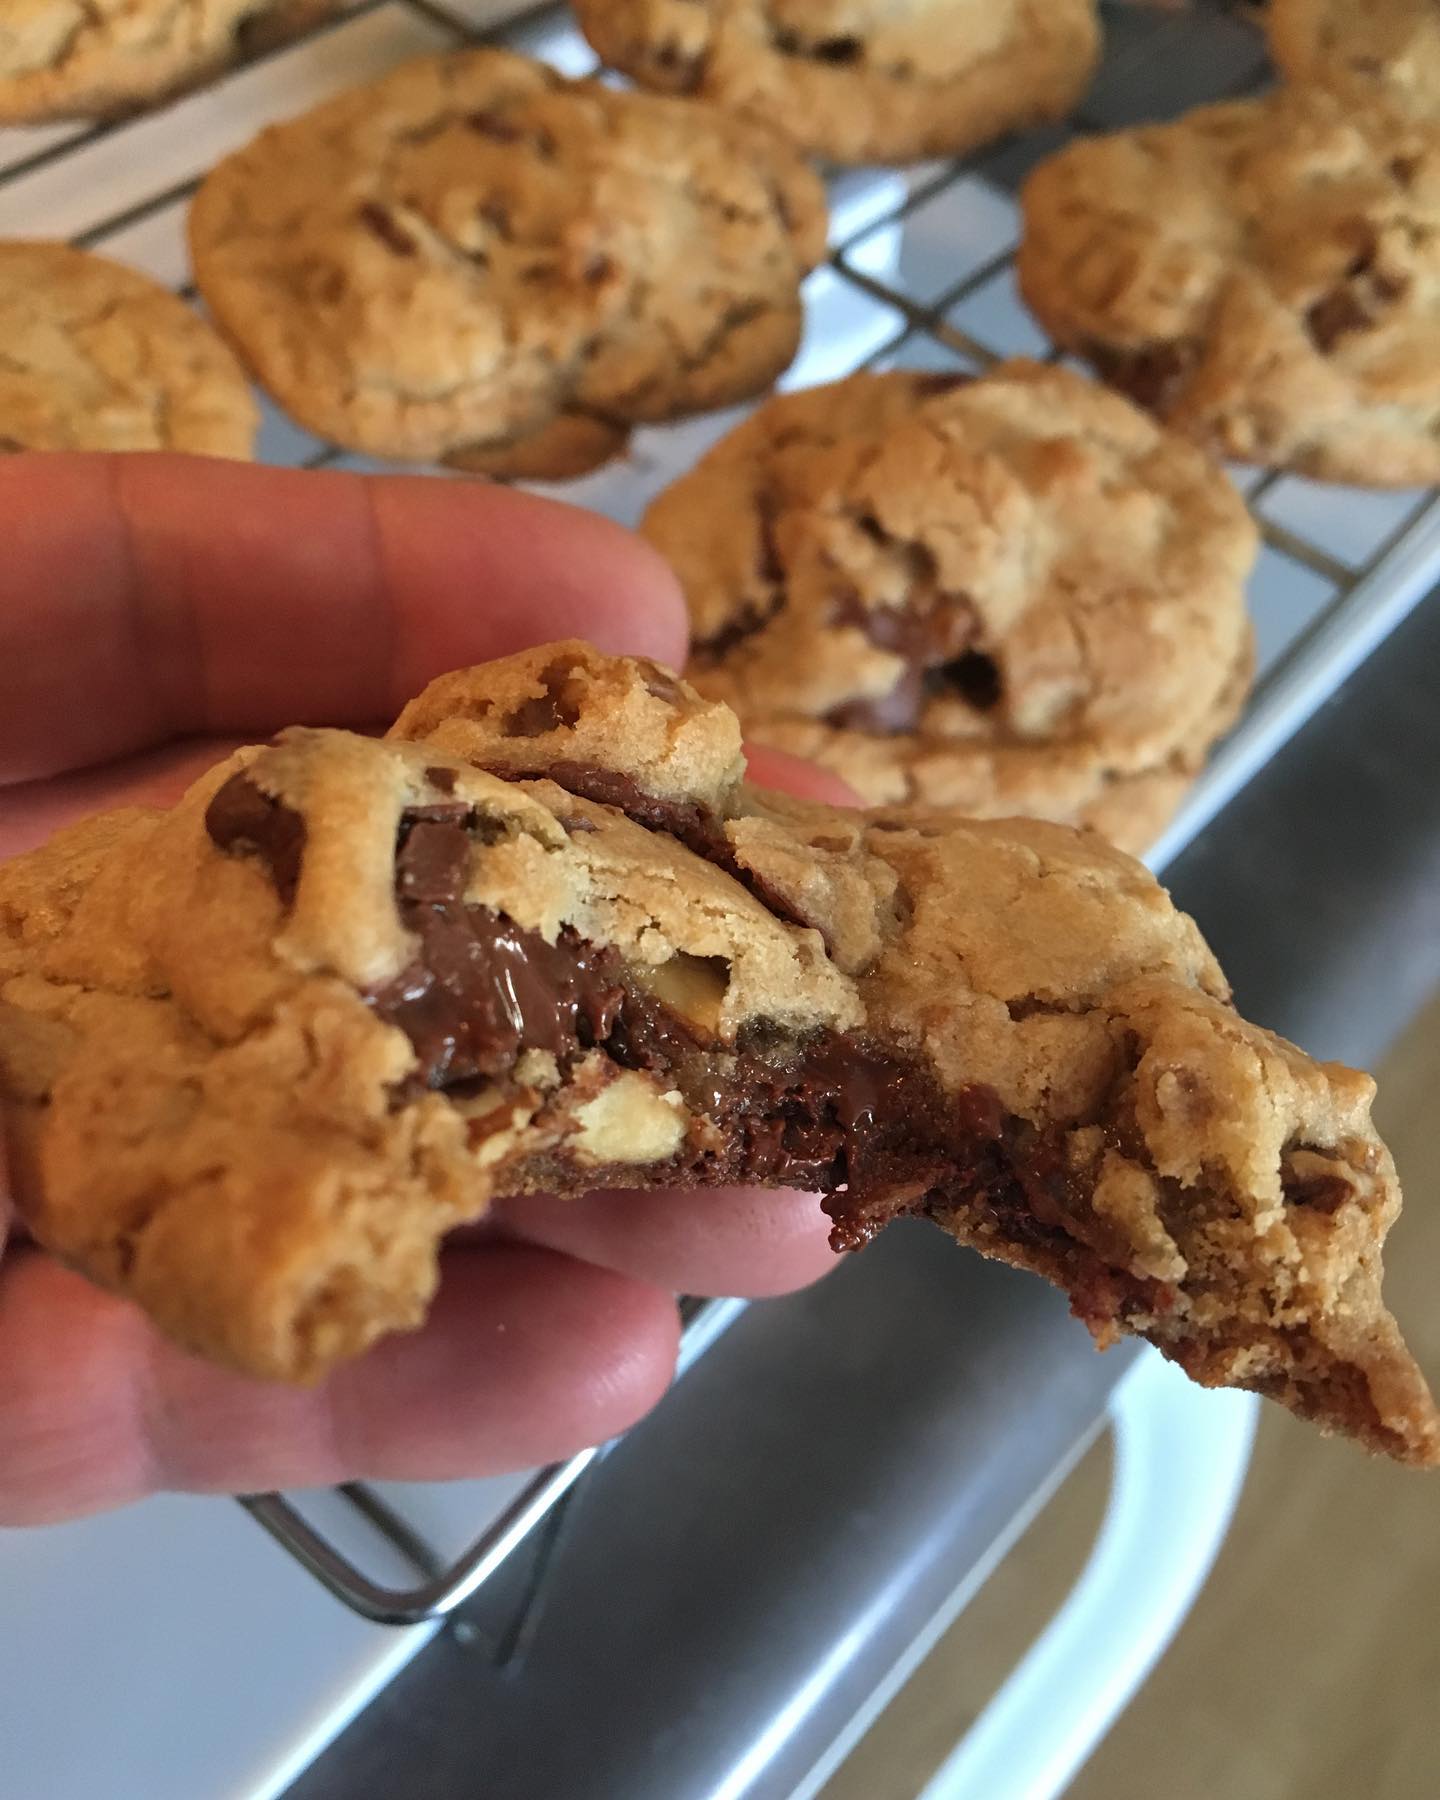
[357,202,417,258]
[204,773,307,906]
[1084,338,1199,414]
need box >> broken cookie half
[0,642,1434,1465]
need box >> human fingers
[493,1185,837,1296]
[0,1243,680,1527]
[0,454,687,785]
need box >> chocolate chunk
[911,371,974,397]
[478,759,816,934]
[425,766,458,794]
[833,585,978,666]
[640,663,688,705]
[357,202,418,257]
[692,595,785,662]
[937,648,1002,711]
[1085,339,1198,413]
[825,670,929,735]
[396,819,472,905]
[1282,1164,1353,1215]
[502,658,583,737]
[772,29,863,64]
[1307,287,1374,351]
[825,587,984,733]
[654,41,703,88]
[205,772,307,906]
[467,110,523,142]
[521,760,726,852]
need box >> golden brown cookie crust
[188,48,828,474]
[643,363,1257,852]
[573,0,1101,166]
[2,643,1434,1467]
[1017,89,1440,485]
[1268,0,1440,114]
[0,0,338,124]
[0,240,258,457]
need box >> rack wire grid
[7,0,1437,1627]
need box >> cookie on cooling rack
[1268,0,1440,113]
[571,0,1100,166]
[0,0,338,124]
[1017,88,1440,486]
[0,241,258,457]
[187,48,827,476]
[640,361,1257,853]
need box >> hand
[0,454,843,1527]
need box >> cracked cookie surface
[1269,0,1440,114]
[0,240,258,456]
[1017,88,1440,485]
[0,0,337,123]
[187,48,827,474]
[643,363,1257,852]
[573,0,1099,166]
[1,642,1434,1465]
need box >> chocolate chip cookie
[572,0,1100,167]
[3,643,1433,1465]
[0,241,258,457]
[187,48,828,476]
[642,363,1257,852]
[0,0,337,124]
[1017,88,1440,485]
[1269,0,1440,114]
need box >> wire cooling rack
[6,0,1436,1626]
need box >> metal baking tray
[4,0,1435,1627]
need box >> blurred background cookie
[0,241,257,456]
[1268,0,1440,114]
[0,0,338,123]
[188,49,827,475]
[643,361,1257,852]
[1017,89,1440,485]
[571,0,1100,166]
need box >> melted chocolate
[825,588,997,734]
[205,773,307,905]
[370,815,634,1089]
[490,760,815,934]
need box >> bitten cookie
[2,643,1434,1466]
[1017,89,1440,485]
[642,363,1257,852]
[1269,0,1440,114]
[188,49,827,476]
[0,241,258,457]
[0,0,337,124]
[571,0,1101,166]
